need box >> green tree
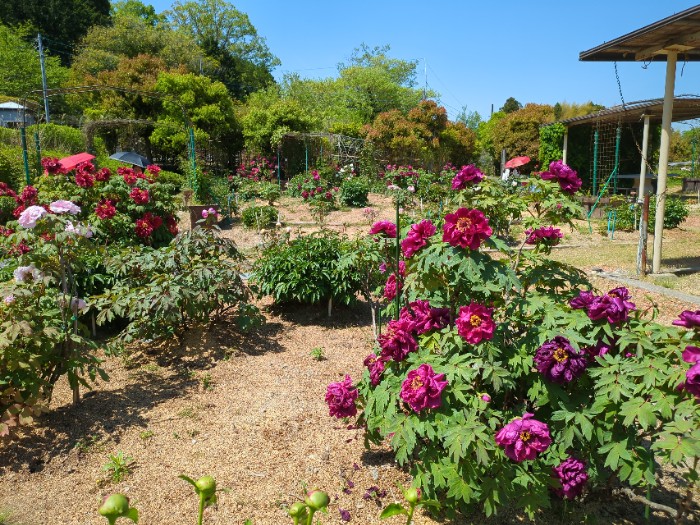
[455,105,482,131]
[151,72,241,163]
[500,96,522,114]
[111,0,167,26]
[167,0,279,97]
[0,24,68,98]
[0,0,111,66]
[492,103,555,167]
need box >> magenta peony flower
[587,287,636,324]
[378,318,418,362]
[569,290,596,310]
[681,346,700,398]
[18,205,47,228]
[451,164,484,189]
[401,219,436,257]
[400,300,450,335]
[525,226,563,246]
[583,339,612,358]
[553,457,589,499]
[41,157,65,174]
[370,220,397,238]
[442,208,492,250]
[383,273,401,300]
[534,336,588,383]
[495,413,551,462]
[480,393,491,402]
[400,364,448,412]
[49,200,81,215]
[540,160,582,194]
[363,354,386,386]
[455,302,495,344]
[673,310,700,329]
[325,375,358,418]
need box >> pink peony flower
[451,164,484,189]
[3,294,15,305]
[534,336,588,383]
[540,160,582,194]
[13,264,43,283]
[49,200,81,215]
[495,413,551,462]
[18,205,47,228]
[673,310,700,329]
[383,273,400,300]
[553,457,589,499]
[400,364,448,412]
[400,300,450,335]
[370,220,397,238]
[65,221,93,238]
[378,318,418,362]
[401,220,436,258]
[455,302,495,344]
[363,353,386,386]
[680,346,700,398]
[480,393,491,402]
[442,208,492,250]
[325,375,358,418]
[525,226,563,246]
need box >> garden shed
[0,102,35,128]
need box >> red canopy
[58,152,95,171]
[504,156,531,169]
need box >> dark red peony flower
[129,187,150,205]
[95,199,117,220]
[75,170,95,188]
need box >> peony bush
[326,162,700,519]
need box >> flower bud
[403,487,421,505]
[305,490,330,510]
[99,494,130,518]
[288,502,307,518]
[195,475,217,499]
[480,393,491,402]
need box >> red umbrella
[58,152,95,171]
[504,156,531,169]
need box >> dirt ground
[0,194,699,525]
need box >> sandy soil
[0,195,699,525]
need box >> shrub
[258,181,281,205]
[252,232,362,306]
[613,195,689,231]
[94,227,261,345]
[27,123,85,152]
[0,145,26,190]
[241,205,277,229]
[328,162,700,519]
[340,177,369,207]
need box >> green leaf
[379,503,408,519]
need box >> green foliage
[614,195,689,231]
[258,182,281,205]
[500,97,522,114]
[539,123,565,169]
[94,227,261,346]
[241,205,277,229]
[492,104,555,167]
[309,347,326,361]
[252,232,362,306]
[102,452,134,483]
[28,124,86,153]
[339,177,369,207]
[0,145,25,190]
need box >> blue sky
[147,0,700,122]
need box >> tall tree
[500,97,522,114]
[0,0,111,66]
[167,0,279,97]
[111,0,167,27]
[492,103,555,165]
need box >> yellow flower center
[470,315,482,327]
[553,347,569,363]
[519,430,532,442]
[456,217,472,232]
[411,377,424,389]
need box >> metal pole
[277,147,281,189]
[613,125,621,194]
[638,115,651,202]
[34,131,42,176]
[593,128,599,195]
[20,127,31,185]
[37,34,50,123]
[562,128,569,164]
[395,197,400,319]
[638,193,650,276]
[305,141,308,175]
[652,51,678,274]
[692,136,697,178]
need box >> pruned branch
[614,487,678,519]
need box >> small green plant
[139,430,154,440]
[258,182,281,206]
[74,434,103,453]
[614,195,689,231]
[180,475,218,525]
[309,347,326,361]
[102,452,134,483]
[287,490,329,525]
[241,205,278,229]
[340,178,369,207]
[200,373,214,390]
[98,494,139,524]
[380,485,439,523]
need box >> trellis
[278,132,366,178]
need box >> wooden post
[638,194,650,276]
[638,115,651,202]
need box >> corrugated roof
[556,96,700,127]
[580,5,700,62]
[0,102,27,110]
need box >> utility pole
[423,58,427,100]
[37,33,50,123]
